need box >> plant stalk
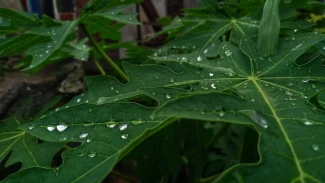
[79,23,129,81]
[199,173,221,183]
[93,59,106,75]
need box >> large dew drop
[240,110,268,128]
[56,123,68,132]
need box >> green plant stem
[111,170,140,183]
[206,123,230,150]
[199,173,221,183]
[93,59,106,75]
[79,23,129,81]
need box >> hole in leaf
[37,138,45,144]
[129,95,159,108]
[0,151,23,181]
[51,148,64,168]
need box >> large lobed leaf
[2,2,325,183]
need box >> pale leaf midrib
[251,78,306,183]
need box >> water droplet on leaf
[121,134,128,139]
[197,56,202,62]
[56,123,68,132]
[225,50,232,57]
[47,126,55,131]
[87,152,97,158]
[28,124,35,130]
[119,124,128,131]
[240,110,268,128]
[181,57,188,62]
[165,94,172,99]
[312,144,319,151]
[79,133,88,139]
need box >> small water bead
[197,56,202,62]
[59,136,67,141]
[131,119,145,125]
[47,45,52,48]
[115,90,120,94]
[77,98,81,103]
[56,123,68,132]
[219,111,225,117]
[209,73,214,77]
[312,84,317,89]
[79,133,88,139]
[129,17,133,21]
[225,50,232,57]
[165,94,172,99]
[110,86,114,90]
[293,29,298,33]
[55,108,59,112]
[286,82,294,87]
[203,49,209,54]
[47,126,56,131]
[301,79,309,83]
[87,152,97,158]
[180,57,188,62]
[304,121,313,126]
[86,100,89,103]
[291,102,296,106]
[119,124,128,131]
[121,134,128,139]
[45,50,49,54]
[28,124,35,130]
[39,54,43,57]
[210,83,216,89]
[86,138,92,143]
[170,78,175,83]
[77,153,84,157]
[312,144,319,151]
[227,72,234,77]
[154,53,158,56]
[251,98,255,102]
[285,90,293,96]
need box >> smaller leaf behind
[257,0,280,56]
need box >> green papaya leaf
[24,21,78,70]
[67,38,91,61]
[3,103,171,182]
[90,5,140,25]
[151,32,325,182]
[0,118,64,170]
[0,8,38,25]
